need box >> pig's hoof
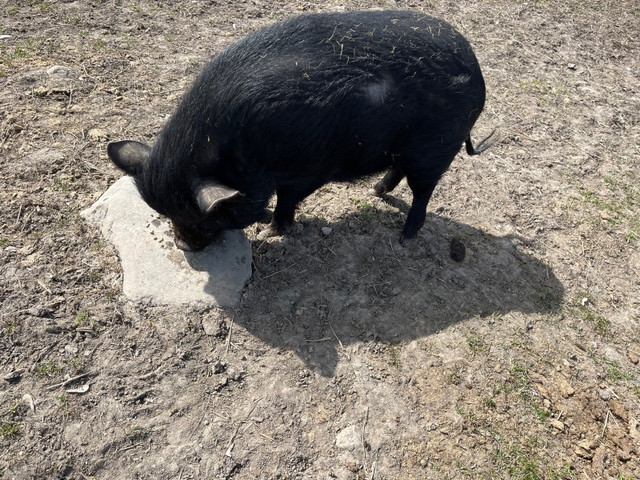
[257,227,278,240]
[399,233,416,248]
[369,186,386,197]
[257,222,296,240]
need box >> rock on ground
[81,176,251,306]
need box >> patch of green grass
[448,363,466,385]
[56,395,68,410]
[489,433,575,479]
[0,404,22,437]
[68,357,85,375]
[13,47,28,58]
[34,360,61,377]
[577,187,623,214]
[467,331,487,355]
[532,403,551,423]
[502,362,553,424]
[74,311,98,332]
[117,31,139,49]
[509,362,530,388]
[64,15,81,24]
[571,163,640,245]
[75,311,88,326]
[484,396,497,410]
[37,1,51,12]
[550,463,575,479]
[594,315,611,337]
[606,361,635,383]
[2,319,20,337]
[519,78,571,105]
[0,420,20,437]
[492,435,544,479]
[388,344,401,368]
[124,425,149,443]
[0,35,48,67]
[352,198,377,222]
[570,293,612,338]
[52,176,72,192]
[519,78,549,92]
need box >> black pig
[107,10,493,251]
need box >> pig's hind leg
[400,185,437,243]
[399,143,460,243]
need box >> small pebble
[335,425,362,450]
[598,388,612,401]
[47,65,72,76]
[321,226,332,236]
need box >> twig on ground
[605,385,619,399]
[225,398,262,457]
[45,372,94,391]
[328,321,344,350]
[263,262,296,279]
[601,410,610,438]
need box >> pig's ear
[194,180,242,214]
[107,140,151,176]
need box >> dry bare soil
[1,0,639,478]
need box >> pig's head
[106,140,244,252]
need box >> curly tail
[465,128,496,155]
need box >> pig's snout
[172,224,208,252]
[174,236,200,252]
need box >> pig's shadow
[182,230,252,308]
[212,208,564,377]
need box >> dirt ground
[1,0,639,478]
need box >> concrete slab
[81,176,251,307]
